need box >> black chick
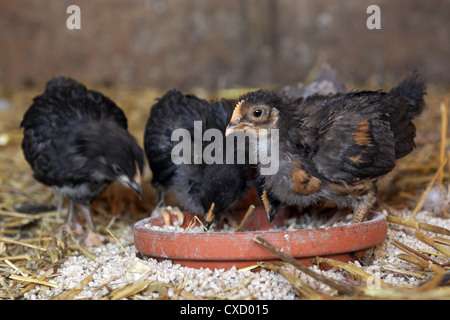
[255,64,347,219]
[21,77,144,244]
[226,73,426,224]
[144,89,250,228]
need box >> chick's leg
[150,191,165,217]
[79,204,95,231]
[79,204,112,246]
[66,199,75,227]
[352,207,368,224]
[53,190,64,222]
[352,190,377,224]
[59,199,82,242]
[65,199,83,235]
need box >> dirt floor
[0,84,449,300]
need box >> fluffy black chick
[21,77,144,244]
[226,73,426,223]
[144,89,250,228]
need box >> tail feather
[389,72,426,159]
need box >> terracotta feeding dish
[134,207,387,270]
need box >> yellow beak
[205,202,215,223]
[225,124,238,136]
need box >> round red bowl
[133,207,387,270]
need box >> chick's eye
[112,164,122,173]
[252,108,263,118]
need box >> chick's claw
[82,230,113,247]
[352,208,368,224]
[162,206,185,226]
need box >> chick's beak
[226,99,251,136]
[226,107,256,136]
[225,114,249,136]
[118,177,142,198]
[118,164,143,198]
[225,122,254,137]
[204,202,215,229]
[131,165,143,198]
[225,124,238,137]
[129,181,143,198]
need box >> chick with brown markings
[226,73,426,223]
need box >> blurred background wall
[0,0,449,90]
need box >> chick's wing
[303,93,397,184]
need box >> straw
[387,216,450,236]
[396,254,447,274]
[0,235,47,251]
[257,261,324,299]
[253,236,354,294]
[107,228,132,262]
[237,205,255,231]
[9,274,58,288]
[392,239,441,266]
[410,158,448,219]
[312,257,390,289]
[439,100,448,188]
[414,230,450,257]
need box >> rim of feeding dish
[133,207,387,270]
